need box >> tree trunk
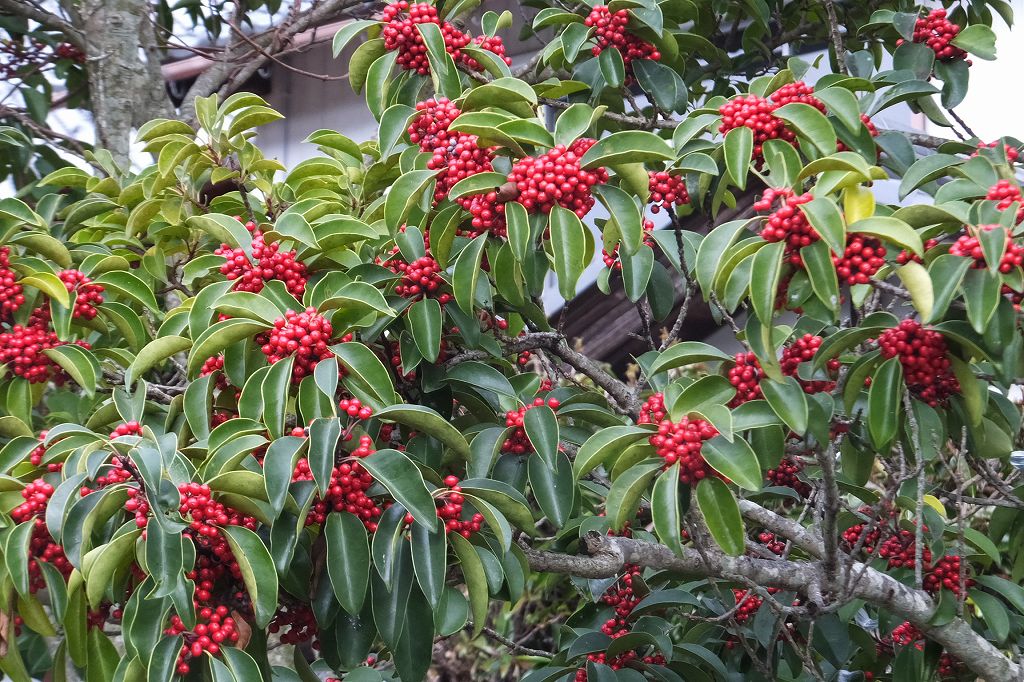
[75,0,173,166]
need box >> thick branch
[524,532,1020,681]
[447,332,639,416]
[180,0,363,117]
[0,0,84,48]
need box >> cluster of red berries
[179,483,257,580]
[124,487,151,528]
[12,480,72,591]
[891,620,924,648]
[754,187,817,265]
[381,251,451,303]
[601,219,654,270]
[575,652,665,681]
[1,38,82,79]
[261,307,337,384]
[766,456,812,498]
[0,322,88,383]
[584,6,660,73]
[303,436,383,530]
[832,234,887,285]
[269,603,318,646]
[898,8,969,62]
[380,2,510,74]
[757,531,786,556]
[896,238,940,265]
[985,180,1024,223]
[938,653,968,680]
[949,225,1024,273]
[436,476,484,537]
[599,565,642,637]
[338,397,374,420]
[878,529,932,569]
[769,81,878,151]
[975,141,1019,163]
[780,334,840,394]
[381,2,467,74]
[110,421,143,439]
[502,397,562,454]
[200,354,232,392]
[216,224,307,298]
[429,131,498,204]
[58,269,104,319]
[408,97,460,150]
[878,319,960,406]
[640,393,720,484]
[731,588,766,624]
[719,94,796,162]
[924,555,974,596]
[648,171,689,214]
[165,606,241,675]
[29,431,61,472]
[507,140,608,219]
[0,246,24,322]
[842,510,885,555]
[727,352,765,406]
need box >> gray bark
[524,529,1019,682]
[72,0,173,166]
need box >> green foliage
[0,2,1023,682]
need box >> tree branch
[523,531,1021,681]
[180,0,365,118]
[0,0,84,48]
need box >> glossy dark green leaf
[221,526,279,628]
[868,356,903,449]
[410,519,447,609]
[326,512,371,616]
[695,477,745,556]
[652,465,685,556]
[527,451,576,528]
[605,460,662,530]
[723,126,753,190]
[760,376,809,436]
[700,435,763,491]
[360,449,437,528]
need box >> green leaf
[127,336,192,385]
[450,533,488,636]
[505,200,531,264]
[43,344,100,397]
[332,342,398,410]
[261,357,294,439]
[360,449,438,527]
[814,86,864,132]
[652,465,685,556]
[408,298,442,363]
[799,196,846,256]
[528,452,575,528]
[222,525,279,628]
[333,20,380,57]
[384,170,437,230]
[896,261,934,322]
[700,435,763,491]
[848,216,923,256]
[749,240,786,323]
[801,239,840,312]
[605,460,662,530]
[898,153,962,199]
[326,512,371,616]
[760,376,809,436]
[648,342,733,376]
[446,361,517,398]
[592,185,642,256]
[621,244,654,303]
[263,436,306,519]
[951,24,997,60]
[695,478,745,556]
[773,102,836,156]
[580,131,674,168]
[410,520,447,609]
[524,405,559,467]
[554,103,606,147]
[373,404,470,460]
[21,272,70,308]
[549,206,588,300]
[447,172,509,201]
[868,356,903,449]
[599,47,625,88]
[724,126,753,190]
[971,589,1010,643]
[453,234,488,315]
[188,319,267,375]
[5,521,34,596]
[963,268,1002,333]
[573,426,652,478]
